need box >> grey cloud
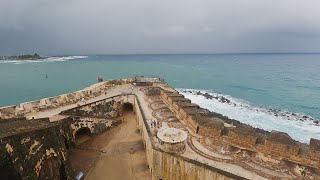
[1,0,320,55]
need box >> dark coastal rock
[220,97,230,103]
[187,90,232,104]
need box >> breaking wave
[0,56,88,64]
[178,88,320,143]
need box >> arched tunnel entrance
[122,102,134,112]
[75,127,92,146]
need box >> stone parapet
[160,89,320,169]
[0,78,139,119]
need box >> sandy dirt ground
[69,112,151,180]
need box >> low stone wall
[0,79,120,119]
[61,94,137,140]
[134,94,243,180]
[61,97,120,119]
[161,90,320,169]
[0,77,162,119]
[159,153,240,180]
[70,117,118,138]
[0,105,18,119]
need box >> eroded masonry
[0,77,319,180]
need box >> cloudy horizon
[1,0,320,55]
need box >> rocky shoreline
[180,89,320,126]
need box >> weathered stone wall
[161,90,320,169]
[70,117,119,138]
[61,98,120,119]
[197,117,224,139]
[0,105,18,119]
[158,140,186,154]
[159,153,238,180]
[134,96,158,177]
[228,128,258,150]
[0,77,163,119]
[134,94,243,180]
[145,87,162,96]
[0,118,74,179]
[0,78,138,119]
[0,147,21,179]
[309,138,320,161]
[62,94,136,141]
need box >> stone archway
[38,157,67,180]
[122,102,134,112]
[74,127,92,145]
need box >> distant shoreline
[0,53,47,61]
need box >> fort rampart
[0,77,165,120]
[133,94,243,180]
[160,90,320,169]
[1,77,319,179]
[0,78,138,119]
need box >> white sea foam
[178,88,320,143]
[0,56,88,64]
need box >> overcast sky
[1,0,320,55]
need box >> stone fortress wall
[61,94,134,139]
[0,93,136,180]
[1,77,320,179]
[1,77,245,180]
[133,94,241,180]
[0,117,74,179]
[0,77,160,119]
[160,90,320,169]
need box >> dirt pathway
[69,112,151,180]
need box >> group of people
[150,120,158,128]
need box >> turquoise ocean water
[0,54,319,142]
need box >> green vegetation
[0,53,46,60]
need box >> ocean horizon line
[12,52,318,57]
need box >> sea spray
[178,88,320,143]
